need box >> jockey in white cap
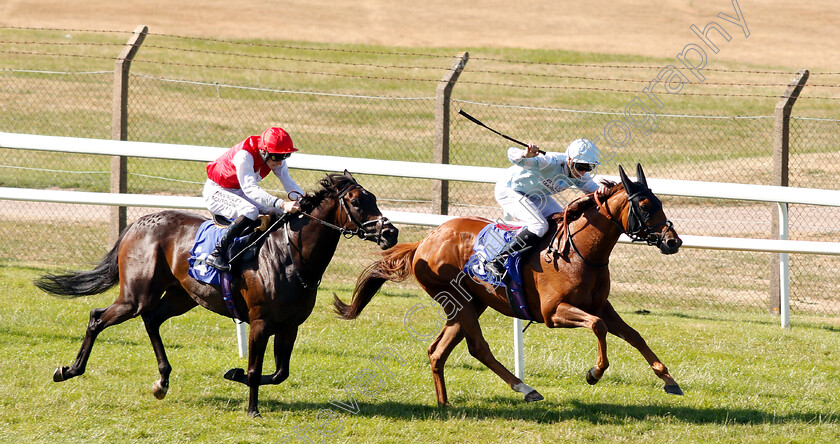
[486,138,609,277]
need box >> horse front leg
[548,302,610,385]
[599,301,683,395]
[267,326,298,385]
[427,321,465,407]
[224,325,297,386]
[224,318,271,417]
[246,319,272,417]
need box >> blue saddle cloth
[188,221,250,321]
[463,222,524,288]
[188,220,257,285]
[464,223,534,321]
[188,221,225,285]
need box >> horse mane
[551,180,623,223]
[297,172,358,213]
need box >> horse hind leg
[54,299,140,382]
[427,321,465,407]
[141,289,198,399]
[454,303,543,403]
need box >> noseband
[300,182,391,244]
[285,181,391,289]
[596,189,673,247]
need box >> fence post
[110,25,148,246]
[769,69,808,316]
[433,52,469,215]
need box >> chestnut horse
[334,164,682,406]
[35,171,398,417]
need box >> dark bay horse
[35,171,398,417]
[334,164,682,406]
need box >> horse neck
[274,195,343,281]
[567,192,628,263]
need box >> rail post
[769,69,808,322]
[499,211,527,379]
[110,25,148,246]
[433,52,469,215]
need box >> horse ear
[618,164,632,190]
[636,164,648,187]
[343,169,355,180]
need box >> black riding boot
[206,216,255,272]
[485,229,541,278]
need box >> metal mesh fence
[1,29,838,318]
[787,117,840,313]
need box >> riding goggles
[267,153,291,162]
[573,162,594,172]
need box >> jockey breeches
[494,182,563,237]
[203,179,260,221]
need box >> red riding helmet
[259,127,298,154]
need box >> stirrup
[485,258,507,279]
[206,251,231,272]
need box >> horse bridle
[596,188,673,247]
[298,182,391,244]
[544,187,674,268]
[283,182,390,289]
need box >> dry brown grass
[3,0,839,71]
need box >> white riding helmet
[565,139,601,165]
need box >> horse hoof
[524,389,544,402]
[152,380,169,400]
[585,367,601,385]
[664,384,684,395]
[224,368,246,382]
[53,366,69,382]
[248,410,262,418]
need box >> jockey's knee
[242,208,260,221]
[527,223,548,238]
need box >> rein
[298,211,363,238]
[543,192,624,269]
[282,181,390,289]
[298,182,390,243]
[544,194,609,268]
[601,189,674,247]
[228,214,287,263]
[594,192,627,234]
[544,196,578,261]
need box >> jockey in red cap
[203,127,302,272]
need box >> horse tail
[333,241,419,320]
[35,228,125,297]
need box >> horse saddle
[188,216,271,285]
[463,222,536,321]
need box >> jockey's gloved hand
[524,143,541,158]
[282,200,301,213]
[265,207,285,217]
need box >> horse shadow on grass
[189,394,837,426]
